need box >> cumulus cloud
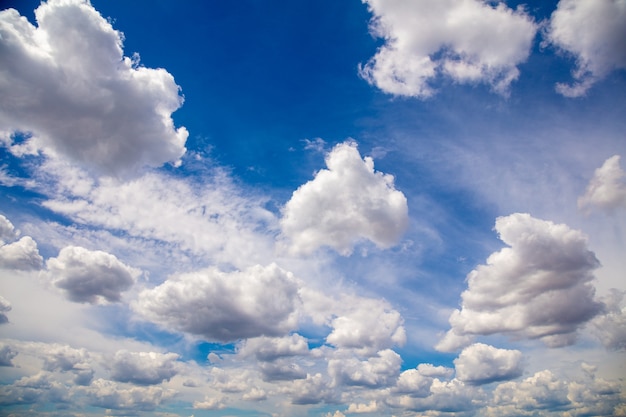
[437,213,603,351]
[328,349,402,388]
[287,373,337,405]
[592,289,626,350]
[453,343,523,385]
[46,246,140,304]
[109,350,181,385]
[238,334,310,361]
[578,155,626,213]
[281,141,408,256]
[0,0,188,176]
[40,344,94,386]
[0,343,17,366]
[546,0,626,97]
[0,214,17,244]
[0,295,11,324]
[83,378,175,411]
[259,360,307,381]
[135,263,301,342]
[0,236,43,270]
[359,0,537,97]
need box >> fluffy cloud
[40,344,94,386]
[109,350,181,385]
[83,378,175,411]
[0,214,16,244]
[547,0,626,97]
[592,289,626,350]
[46,246,140,304]
[437,213,603,351]
[259,360,307,381]
[280,141,408,256]
[238,334,310,361]
[359,0,537,97]
[135,263,301,342]
[453,343,523,385]
[0,236,43,270]
[287,373,337,405]
[0,295,11,324]
[328,349,402,388]
[578,155,626,213]
[0,343,17,366]
[0,0,188,175]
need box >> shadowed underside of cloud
[437,213,604,351]
[0,0,188,176]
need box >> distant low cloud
[0,0,188,176]
[546,0,626,97]
[83,378,174,411]
[437,213,603,351]
[281,141,408,256]
[47,246,140,304]
[109,350,181,386]
[454,343,523,385]
[578,155,626,213]
[359,0,537,97]
[135,263,301,342]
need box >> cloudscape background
[0,0,625,416]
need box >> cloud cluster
[0,0,188,175]
[453,343,523,385]
[546,0,626,97]
[438,213,603,351]
[578,155,626,213]
[135,263,301,342]
[328,349,401,388]
[0,215,43,271]
[46,246,140,304]
[109,350,180,385]
[281,141,408,255]
[359,0,537,97]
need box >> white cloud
[359,0,537,97]
[0,343,17,366]
[83,378,175,411]
[0,295,11,324]
[592,289,626,350]
[134,263,301,342]
[578,155,626,213]
[0,0,188,176]
[109,350,181,385]
[46,245,140,304]
[547,0,626,97]
[0,214,17,244]
[0,236,43,271]
[238,334,310,361]
[347,400,380,413]
[453,343,523,385]
[437,213,603,351]
[286,373,337,405]
[281,141,408,256]
[328,349,402,388]
[39,343,94,386]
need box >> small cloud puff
[359,0,537,97]
[281,141,408,256]
[0,215,43,271]
[47,246,140,304]
[578,155,626,213]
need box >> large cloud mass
[0,0,188,175]
[547,0,626,97]
[281,141,408,255]
[438,213,603,351]
[46,246,140,304]
[359,0,537,97]
[134,263,301,342]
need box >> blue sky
[0,0,625,416]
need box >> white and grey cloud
[359,0,537,97]
[0,343,17,366]
[0,214,17,244]
[0,295,11,324]
[328,349,401,388]
[281,141,408,256]
[135,263,301,342]
[109,350,181,385]
[238,334,310,362]
[546,0,626,97]
[437,213,603,351]
[0,236,43,271]
[46,246,140,304]
[0,0,188,176]
[453,343,523,385]
[578,155,626,213]
[592,289,626,350]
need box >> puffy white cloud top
[109,350,180,386]
[578,155,626,213]
[0,0,188,175]
[359,0,537,97]
[47,246,140,304]
[454,343,523,385]
[281,141,408,256]
[438,213,603,351]
[134,263,301,342]
[547,0,626,97]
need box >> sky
[0,0,625,416]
